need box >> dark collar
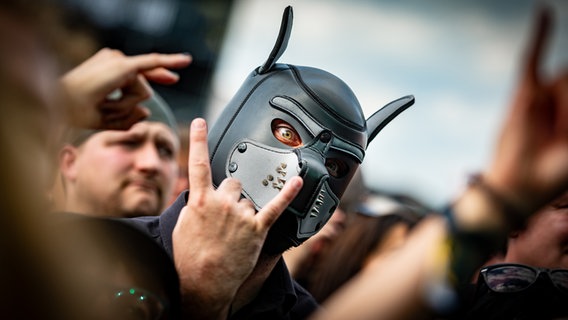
[158,190,188,258]
[231,257,298,319]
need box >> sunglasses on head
[480,263,568,293]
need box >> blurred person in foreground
[305,191,425,303]
[310,6,568,320]
[0,1,191,318]
[449,190,568,319]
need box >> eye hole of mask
[325,158,348,178]
[271,119,303,147]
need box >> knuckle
[239,198,251,206]
[108,48,124,57]
[225,177,242,188]
[220,200,233,213]
[139,90,152,100]
[190,131,207,143]
[99,47,112,55]
[191,158,210,169]
[147,53,161,64]
[190,192,208,208]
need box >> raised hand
[172,118,303,319]
[483,7,568,217]
[311,7,568,320]
[60,48,191,130]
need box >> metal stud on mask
[208,6,415,254]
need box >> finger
[217,178,244,202]
[188,118,212,191]
[86,52,189,100]
[100,96,149,120]
[236,198,256,216]
[101,76,153,121]
[239,197,254,209]
[522,6,552,84]
[255,176,303,229]
[96,47,125,60]
[121,74,153,101]
[99,106,149,130]
[126,53,192,74]
[143,68,180,85]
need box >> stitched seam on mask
[210,68,288,161]
[273,95,365,159]
[330,140,365,162]
[289,65,364,131]
[271,95,322,137]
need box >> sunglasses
[480,263,568,293]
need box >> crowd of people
[1,1,567,319]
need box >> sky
[206,0,568,208]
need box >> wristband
[425,206,506,316]
[442,205,506,284]
[467,173,527,231]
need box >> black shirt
[124,191,319,319]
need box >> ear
[258,6,293,74]
[59,145,80,182]
[366,95,415,145]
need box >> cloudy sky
[206,0,568,208]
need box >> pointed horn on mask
[258,6,293,74]
[366,95,415,144]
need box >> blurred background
[57,0,567,208]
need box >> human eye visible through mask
[325,158,348,178]
[271,119,303,147]
[271,119,348,178]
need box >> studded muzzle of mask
[208,6,415,254]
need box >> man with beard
[55,50,181,218]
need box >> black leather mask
[208,6,415,254]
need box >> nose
[134,142,162,174]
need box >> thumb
[255,176,303,230]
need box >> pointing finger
[127,53,192,74]
[99,106,149,130]
[142,67,181,85]
[188,118,212,192]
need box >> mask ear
[258,5,293,74]
[366,95,415,145]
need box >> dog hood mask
[208,6,415,254]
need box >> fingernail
[291,177,303,190]
[192,118,205,129]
